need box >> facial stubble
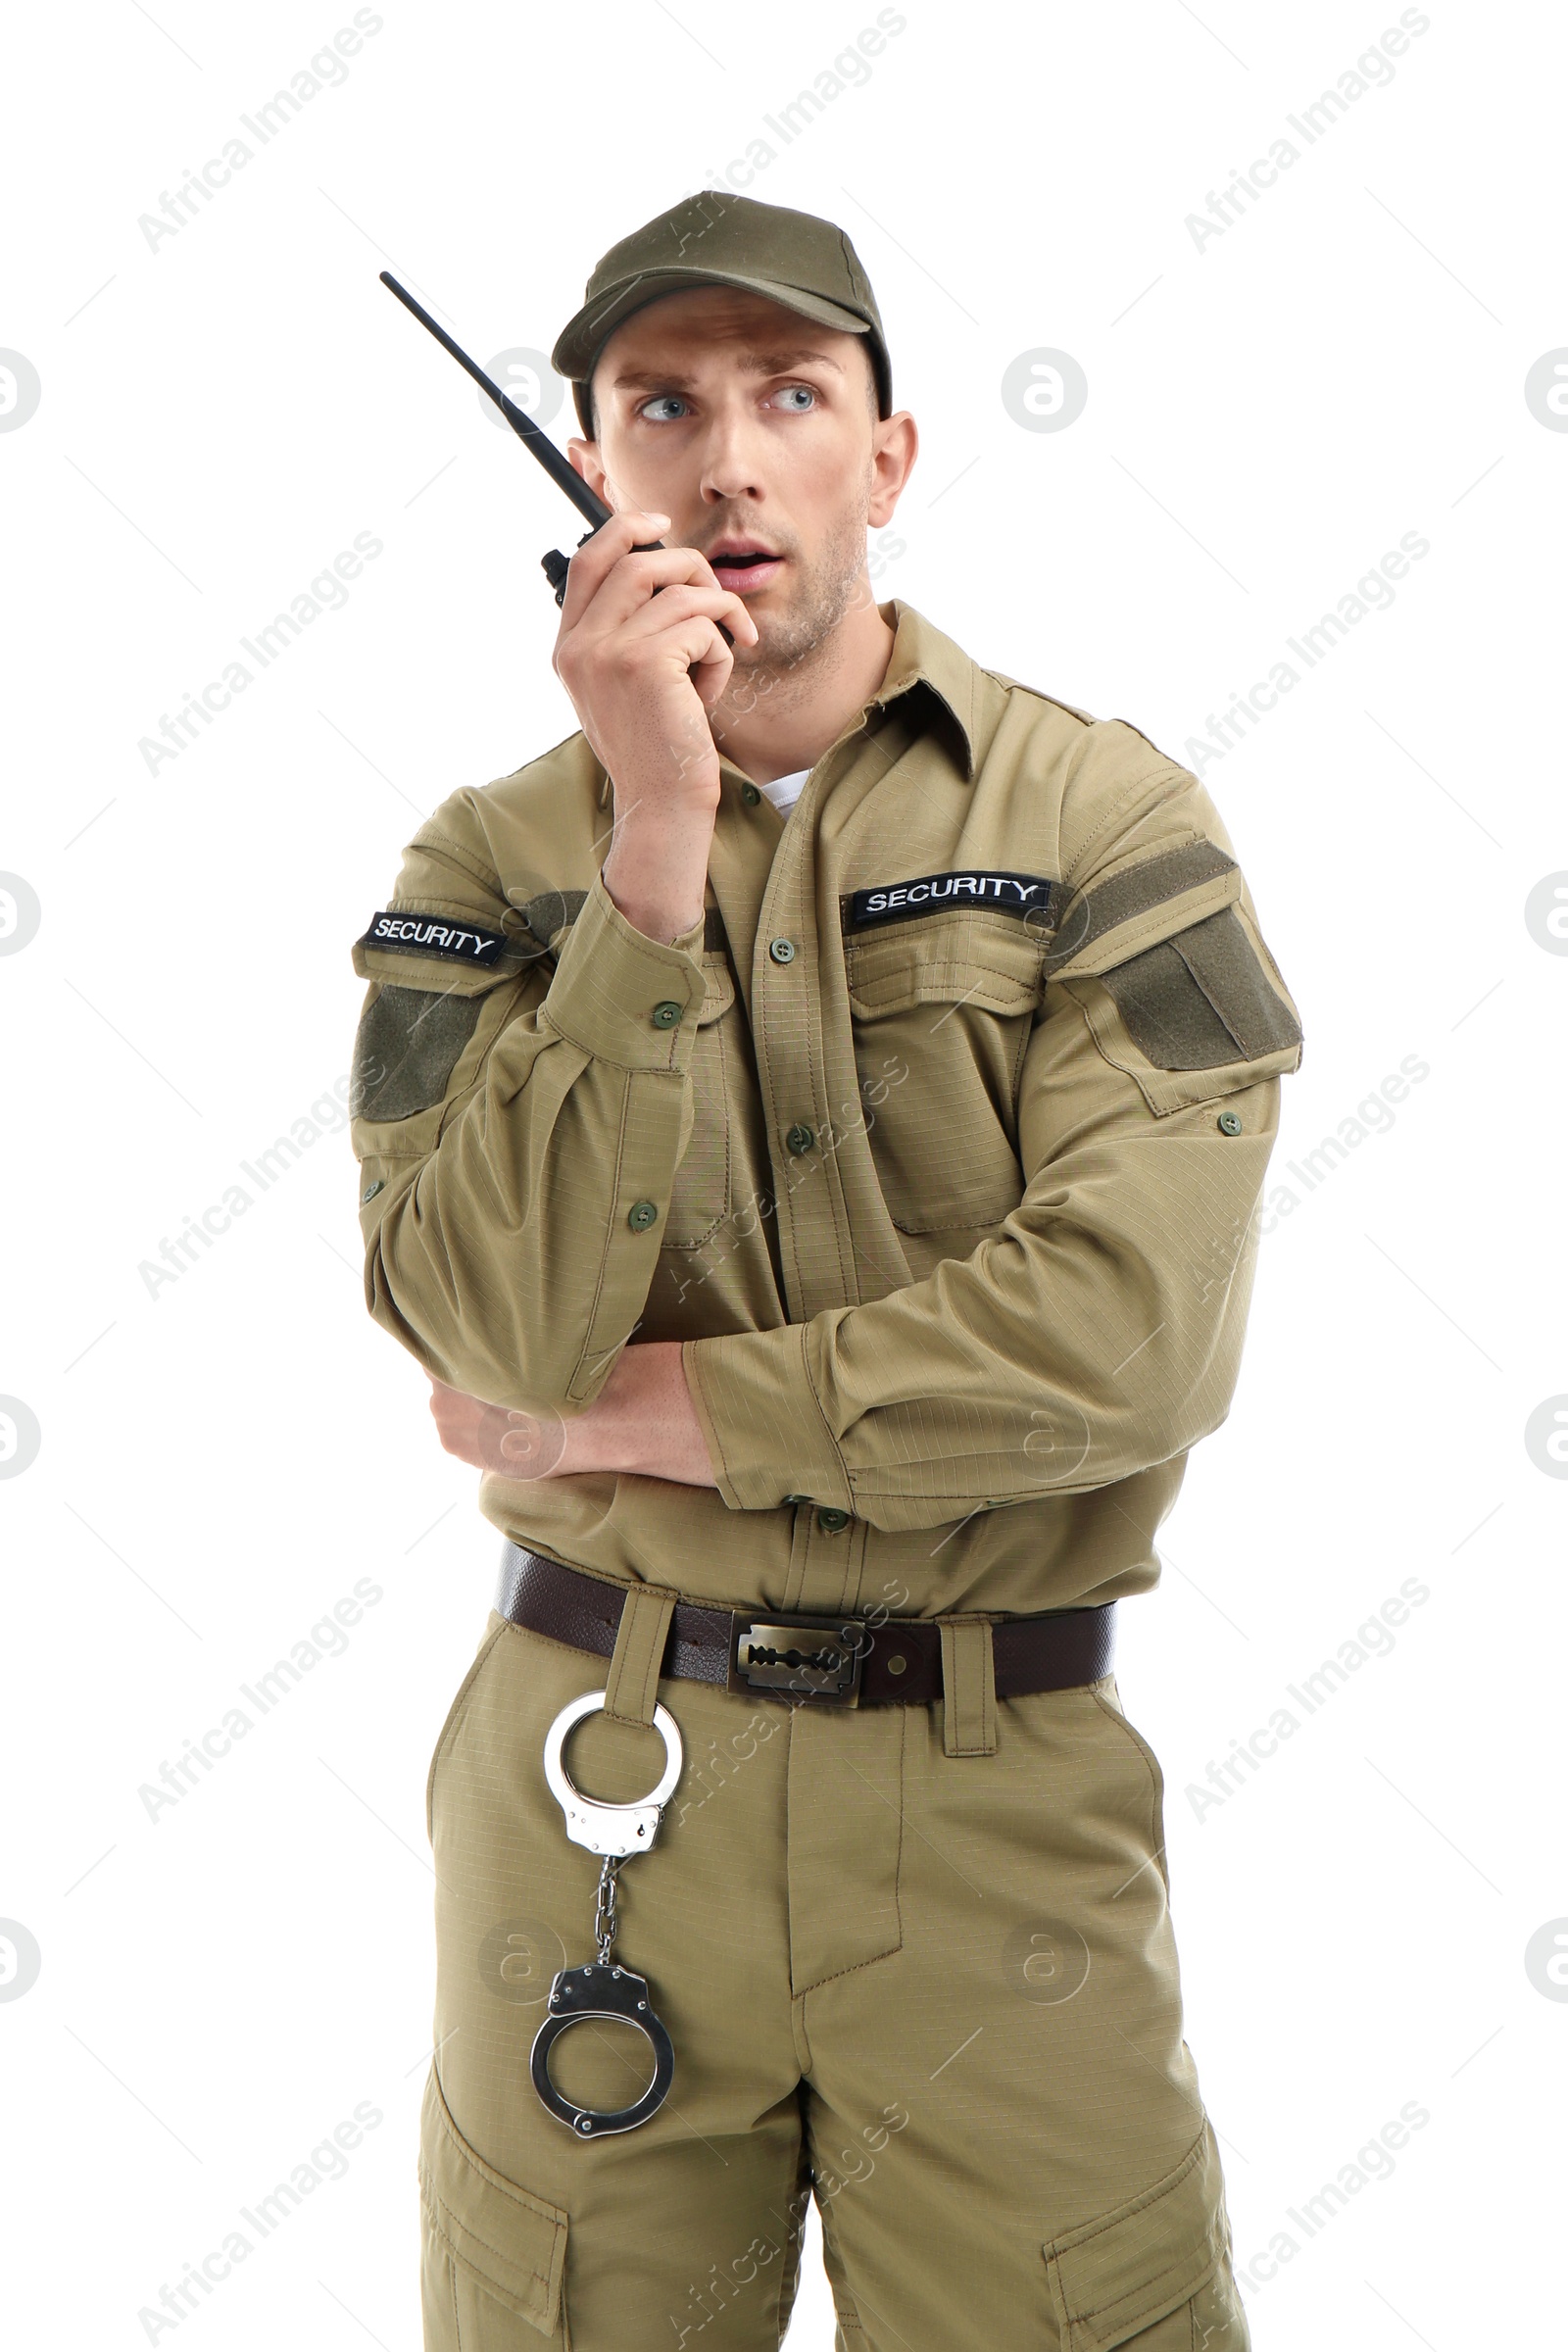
[708,482,874,731]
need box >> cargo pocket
[1043,2122,1239,2351]
[419,2064,567,2340]
[665,948,736,1246]
[843,909,1047,1231]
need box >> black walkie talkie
[377,271,731,642]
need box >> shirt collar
[598,597,989,808]
[866,598,982,781]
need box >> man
[349,191,1302,2350]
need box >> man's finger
[558,510,669,629]
[567,549,759,648]
[656,612,736,690]
[613,580,758,650]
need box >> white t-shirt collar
[755,766,809,816]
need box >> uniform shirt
[349,600,1303,1621]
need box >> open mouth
[709,546,786,593]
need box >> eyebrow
[610,349,848,393]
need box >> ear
[867,411,918,530]
[566,438,610,504]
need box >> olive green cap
[553,191,892,436]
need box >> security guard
[350,192,1302,2350]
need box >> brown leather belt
[495,1544,1116,1710]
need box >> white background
[3,2,1565,2344]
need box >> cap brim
[553,270,873,387]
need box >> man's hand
[552,509,759,942]
[426,1384,568,1481]
[428,1342,718,1489]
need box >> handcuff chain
[594,1855,623,1964]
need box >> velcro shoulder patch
[843,869,1056,932]
[352,984,485,1121]
[1098,907,1301,1070]
[1043,840,1239,978]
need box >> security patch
[843,870,1057,932]
[362,910,508,965]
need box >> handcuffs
[529,1690,683,2137]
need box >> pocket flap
[1043,2124,1228,2351]
[844,911,1046,1016]
[696,949,736,1025]
[418,2067,567,2335]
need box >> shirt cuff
[682,1326,854,1513]
[539,868,707,1070]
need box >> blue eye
[773,384,815,411]
[638,394,689,422]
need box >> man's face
[570,285,911,676]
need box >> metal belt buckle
[727,1612,865,1706]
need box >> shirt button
[627,1200,660,1231]
[361,1179,383,1203]
[817,1507,851,1534]
[785,1123,815,1154]
[741,782,761,805]
[651,1000,682,1029]
[1217,1110,1243,1135]
[768,936,797,964]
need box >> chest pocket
[664,947,737,1247]
[843,910,1047,1232]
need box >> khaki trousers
[417,1609,1250,2351]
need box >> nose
[697,394,767,507]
